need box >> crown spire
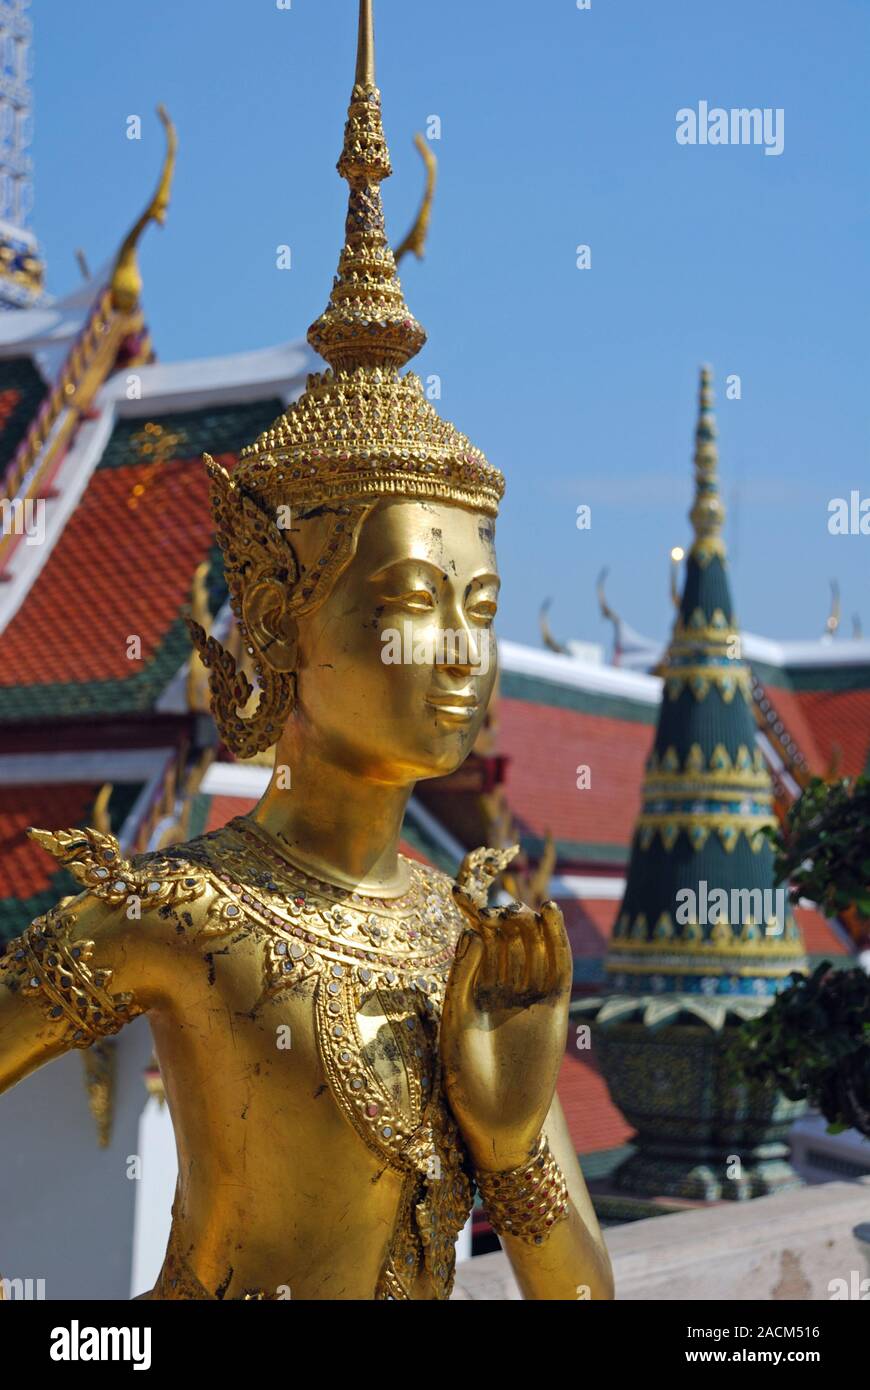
[688,365,726,561]
[307,0,426,373]
[355,0,375,85]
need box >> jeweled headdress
[189,0,503,756]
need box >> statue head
[188,1,504,784]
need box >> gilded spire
[307,0,426,372]
[688,365,726,564]
[355,0,375,85]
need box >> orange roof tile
[793,689,870,778]
[557,1045,635,1155]
[794,904,849,957]
[558,896,619,957]
[0,783,99,899]
[498,698,653,857]
[0,456,213,687]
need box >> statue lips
[425,688,480,722]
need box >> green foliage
[734,776,870,1137]
[729,963,870,1136]
[762,773,870,919]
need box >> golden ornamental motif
[0,910,143,1048]
[27,826,209,911]
[185,455,372,757]
[238,368,504,518]
[476,1135,570,1246]
[664,664,753,703]
[636,810,776,854]
[611,919,803,955]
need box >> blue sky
[32,0,869,650]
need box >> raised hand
[440,890,572,1174]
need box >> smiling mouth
[425,691,479,720]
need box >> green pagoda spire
[579,367,808,1202]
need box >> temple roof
[0,778,144,945]
[0,354,48,478]
[0,396,285,723]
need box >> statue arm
[496,1091,615,1300]
[0,888,151,1094]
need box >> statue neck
[249,721,414,896]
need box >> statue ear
[242,578,299,675]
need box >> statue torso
[136,817,474,1301]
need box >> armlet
[0,908,144,1048]
[475,1134,570,1245]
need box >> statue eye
[388,590,436,612]
[468,599,497,624]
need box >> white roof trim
[742,631,870,670]
[499,639,662,703]
[104,339,316,418]
[551,874,626,901]
[0,404,118,635]
[200,761,269,801]
[0,747,175,785]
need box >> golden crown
[234,0,504,519]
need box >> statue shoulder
[25,824,234,937]
[454,842,520,907]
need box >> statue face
[294,498,499,783]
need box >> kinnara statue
[0,1,614,1302]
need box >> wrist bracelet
[476,1134,570,1245]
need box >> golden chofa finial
[111,105,177,314]
[308,0,426,373]
[688,364,726,564]
[394,134,438,266]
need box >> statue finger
[540,900,572,991]
[498,919,527,994]
[447,928,485,1005]
[521,915,549,993]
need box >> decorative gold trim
[664,665,752,703]
[0,910,143,1048]
[636,812,775,853]
[27,826,209,911]
[476,1135,569,1246]
[645,739,769,790]
[608,932,803,958]
[642,782,773,801]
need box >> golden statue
[0,1,613,1302]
